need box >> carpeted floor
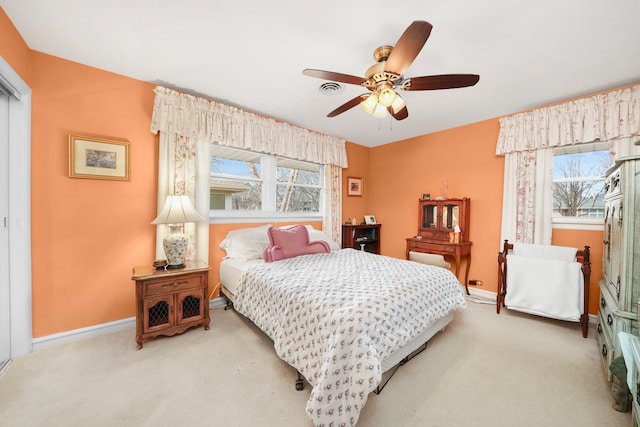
[0,296,632,426]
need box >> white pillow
[308,228,340,251]
[219,224,271,260]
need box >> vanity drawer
[408,241,456,254]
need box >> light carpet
[0,297,631,426]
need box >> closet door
[0,92,10,367]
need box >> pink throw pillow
[263,225,330,262]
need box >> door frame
[0,56,32,358]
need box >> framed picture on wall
[347,177,363,197]
[69,134,130,181]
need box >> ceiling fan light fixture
[391,95,406,114]
[361,93,378,114]
[378,85,397,107]
[372,103,388,118]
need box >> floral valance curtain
[151,86,348,167]
[497,84,640,155]
[496,84,640,245]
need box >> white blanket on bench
[504,254,583,321]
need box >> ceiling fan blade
[388,105,408,120]
[327,94,369,117]
[384,21,433,76]
[303,69,365,86]
[403,74,480,91]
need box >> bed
[218,225,467,426]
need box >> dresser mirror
[417,198,470,242]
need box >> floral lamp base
[163,225,187,269]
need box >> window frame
[209,146,324,224]
[551,141,608,231]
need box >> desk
[406,238,472,294]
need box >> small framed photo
[421,193,431,201]
[347,177,363,197]
[364,215,376,224]
[69,134,130,181]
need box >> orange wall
[365,119,504,294]
[28,52,158,336]
[341,143,370,223]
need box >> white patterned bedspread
[233,248,466,427]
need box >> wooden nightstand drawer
[144,275,203,296]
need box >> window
[210,145,323,222]
[552,142,609,229]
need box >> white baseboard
[31,297,228,353]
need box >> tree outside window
[552,145,609,219]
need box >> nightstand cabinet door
[177,289,205,325]
[143,295,173,332]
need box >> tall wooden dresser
[597,156,640,390]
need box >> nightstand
[131,260,211,349]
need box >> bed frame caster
[295,371,305,391]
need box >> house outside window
[552,141,609,230]
[210,145,323,223]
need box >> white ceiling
[2,0,640,147]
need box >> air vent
[318,82,344,96]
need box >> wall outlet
[468,279,483,286]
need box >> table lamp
[152,194,205,269]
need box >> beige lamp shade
[151,195,205,225]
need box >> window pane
[552,148,608,218]
[210,146,263,211]
[211,157,261,178]
[277,167,320,185]
[276,185,320,212]
[230,181,262,210]
[276,157,321,212]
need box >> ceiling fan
[302,20,479,121]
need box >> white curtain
[497,84,640,244]
[324,164,342,244]
[154,132,210,263]
[151,86,348,253]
